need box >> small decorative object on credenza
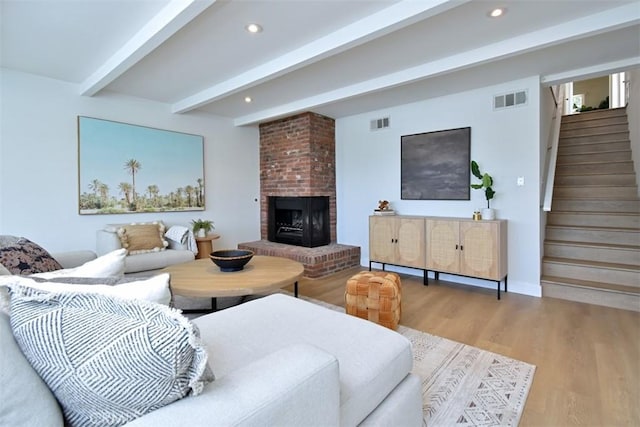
[191,218,215,238]
[374,200,396,215]
[470,160,496,220]
[473,210,482,221]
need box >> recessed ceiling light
[244,96,252,103]
[245,23,262,33]
[488,8,506,18]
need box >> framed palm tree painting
[77,116,205,215]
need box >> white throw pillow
[0,273,171,307]
[31,248,126,279]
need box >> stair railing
[541,84,566,212]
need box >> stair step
[546,225,640,245]
[551,198,640,213]
[554,173,636,186]
[556,150,632,164]
[560,123,629,138]
[561,108,627,122]
[544,240,640,266]
[561,114,628,130]
[558,140,631,155]
[546,106,637,311]
[559,131,629,144]
[541,276,640,312]
[556,160,635,175]
[547,211,640,228]
[552,185,639,199]
[542,257,640,287]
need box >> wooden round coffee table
[162,255,304,311]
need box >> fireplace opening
[268,196,330,248]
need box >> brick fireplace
[239,112,360,278]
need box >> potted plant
[470,160,496,220]
[191,219,214,238]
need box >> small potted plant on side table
[191,219,214,238]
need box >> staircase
[542,107,640,312]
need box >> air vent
[493,90,527,110]
[370,116,390,131]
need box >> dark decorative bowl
[209,249,254,272]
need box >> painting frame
[401,127,471,200]
[77,116,205,215]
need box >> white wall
[336,76,542,296]
[0,69,261,253]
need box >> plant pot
[482,208,496,220]
[196,229,206,238]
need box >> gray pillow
[0,312,64,426]
[8,285,214,427]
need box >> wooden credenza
[369,215,508,299]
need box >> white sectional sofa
[127,294,423,426]
[3,293,422,426]
[96,223,195,276]
[3,249,423,426]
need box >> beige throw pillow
[117,222,168,254]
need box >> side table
[195,234,220,259]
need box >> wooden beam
[80,0,215,96]
[234,3,640,126]
[171,0,468,113]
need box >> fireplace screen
[268,196,330,248]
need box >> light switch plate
[517,176,525,186]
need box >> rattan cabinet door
[426,219,460,274]
[459,221,498,279]
[369,216,395,263]
[396,217,426,268]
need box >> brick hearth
[238,240,360,279]
[251,111,361,278]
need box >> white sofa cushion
[126,344,341,427]
[193,293,414,426]
[123,250,194,275]
[7,285,214,426]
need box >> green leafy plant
[470,160,495,208]
[190,218,214,234]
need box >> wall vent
[493,90,527,110]
[370,116,390,131]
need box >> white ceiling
[2,0,639,126]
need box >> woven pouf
[345,271,401,330]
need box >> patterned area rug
[399,325,535,426]
[308,297,536,427]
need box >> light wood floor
[285,267,640,426]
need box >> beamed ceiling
[1,0,639,126]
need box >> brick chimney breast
[259,112,336,242]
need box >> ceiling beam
[171,0,470,113]
[234,3,640,126]
[79,0,215,97]
[541,57,640,86]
